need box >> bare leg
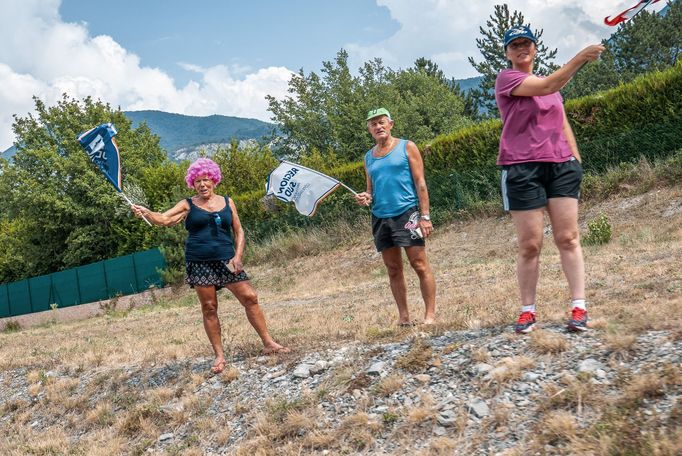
[405,246,436,324]
[510,208,545,306]
[194,285,226,371]
[225,280,288,353]
[547,198,585,300]
[381,247,411,324]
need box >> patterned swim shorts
[185,260,249,290]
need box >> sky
[0,0,669,150]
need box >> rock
[160,401,184,414]
[292,363,313,379]
[310,360,328,375]
[437,409,458,427]
[468,398,490,418]
[474,363,493,374]
[578,358,604,374]
[595,369,607,379]
[487,365,508,380]
[158,433,174,442]
[367,361,387,376]
[415,374,431,384]
[437,395,458,411]
[264,369,287,380]
[433,426,447,436]
[523,372,541,382]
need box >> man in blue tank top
[355,108,436,325]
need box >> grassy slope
[0,161,680,454]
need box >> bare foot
[397,321,417,327]
[423,315,436,325]
[262,343,290,355]
[211,358,227,374]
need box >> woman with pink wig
[131,158,288,373]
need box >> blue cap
[503,25,537,49]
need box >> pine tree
[468,4,559,118]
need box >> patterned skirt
[185,260,249,290]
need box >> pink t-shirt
[494,69,573,165]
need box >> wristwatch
[420,214,431,221]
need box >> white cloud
[0,0,294,150]
[344,1,666,76]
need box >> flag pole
[119,192,153,226]
[338,182,358,195]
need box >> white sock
[571,299,586,310]
[522,304,536,314]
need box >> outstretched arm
[131,199,189,227]
[512,44,605,97]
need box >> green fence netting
[0,248,166,318]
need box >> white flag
[265,161,342,216]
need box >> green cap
[366,107,392,121]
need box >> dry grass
[537,410,578,445]
[488,356,535,385]
[471,347,491,363]
[374,373,405,397]
[541,373,598,414]
[621,372,666,406]
[603,331,638,360]
[1,189,680,375]
[530,329,569,354]
[0,185,680,454]
[395,337,433,373]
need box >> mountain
[1,111,275,162]
[1,145,16,161]
[125,110,275,160]
[454,76,482,93]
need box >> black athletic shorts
[371,207,426,252]
[501,158,583,211]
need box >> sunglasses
[212,213,222,226]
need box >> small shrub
[395,338,433,373]
[2,320,22,333]
[583,214,612,246]
[382,411,399,424]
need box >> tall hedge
[234,62,682,241]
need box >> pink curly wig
[185,158,222,188]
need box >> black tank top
[184,196,235,262]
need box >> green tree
[468,4,559,118]
[267,50,471,161]
[0,95,184,282]
[212,139,279,196]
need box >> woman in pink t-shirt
[494,25,604,334]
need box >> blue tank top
[365,139,419,218]
[184,196,235,262]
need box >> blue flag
[77,123,122,192]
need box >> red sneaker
[514,311,536,334]
[567,307,588,332]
